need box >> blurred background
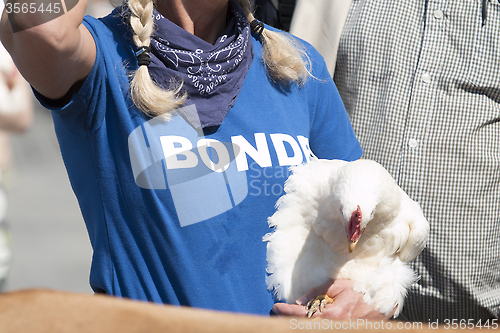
[4,104,93,294]
[0,0,117,295]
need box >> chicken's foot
[305,294,334,318]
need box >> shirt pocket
[466,0,500,88]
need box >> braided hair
[127,0,309,118]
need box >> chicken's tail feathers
[262,229,303,302]
[265,272,290,302]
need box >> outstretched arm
[0,0,95,100]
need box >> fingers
[271,303,308,317]
[319,288,391,320]
[282,279,393,320]
[295,279,336,305]
[272,298,357,320]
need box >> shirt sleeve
[306,48,362,161]
[33,16,110,138]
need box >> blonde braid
[126,0,308,117]
[235,0,310,85]
[128,0,186,118]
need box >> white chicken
[263,158,429,318]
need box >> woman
[0,0,382,318]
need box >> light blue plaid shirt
[335,0,500,321]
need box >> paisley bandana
[147,0,254,129]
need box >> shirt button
[422,73,432,83]
[433,9,444,19]
[408,139,419,148]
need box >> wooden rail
[0,289,494,332]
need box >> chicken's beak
[347,205,363,253]
[348,239,358,253]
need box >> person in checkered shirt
[332,0,500,322]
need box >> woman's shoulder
[83,8,134,51]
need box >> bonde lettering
[160,133,312,172]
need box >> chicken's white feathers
[264,159,429,317]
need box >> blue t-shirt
[40,12,362,315]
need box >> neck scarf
[146,0,254,129]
